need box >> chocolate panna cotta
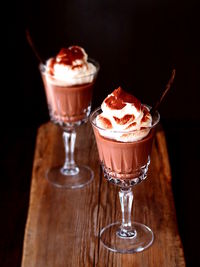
[41,75,95,123]
[91,87,160,181]
[40,46,99,124]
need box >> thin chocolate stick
[151,69,176,115]
[26,29,45,64]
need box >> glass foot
[100,221,154,253]
[46,165,94,189]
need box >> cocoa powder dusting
[56,46,84,66]
[113,114,135,125]
[105,87,141,111]
[141,105,151,123]
[105,95,126,110]
[48,58,56,76]
[48,46,85,75]
[113,87,141,110]
[125,122,137,129]
[99,116,112,129]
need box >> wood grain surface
[21,122,185,267]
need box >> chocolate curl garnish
[26,29,45,64]
[151,69,176,116]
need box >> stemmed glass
[90,107,160,253]
[39,59,99,189]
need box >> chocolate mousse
[91,87,160,181]
[93,126,155,179]
[40,46,99,125]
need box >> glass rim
[90,106,160,134]
[39,57,100,79]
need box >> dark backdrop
[2,0,200,266]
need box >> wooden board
[21,122,185,267]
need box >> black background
[2,0,200,266]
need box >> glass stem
[61,130,79,176]
[118,188,136,238]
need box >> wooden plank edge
[21,123,49,267]
[155,129,186,266]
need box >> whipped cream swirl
[45,46,97,86]
[96,87,152,142]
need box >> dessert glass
[39,59,99,189]
[90,107,160,253]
